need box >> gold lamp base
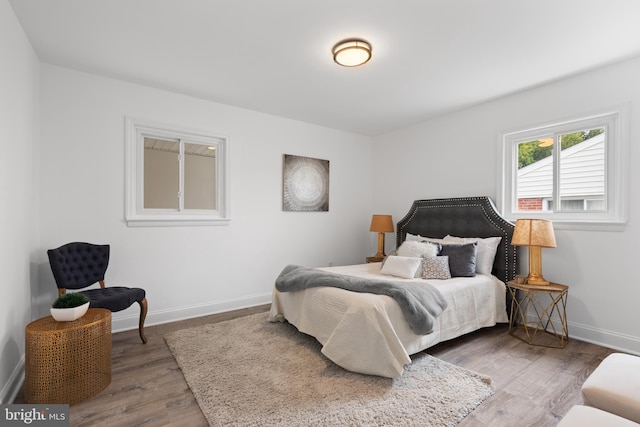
[373,232,386,258]
[525,276,550,286]
[369,214,394,259]
[526,245,550,285]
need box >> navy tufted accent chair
[47,242,148,344]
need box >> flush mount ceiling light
[332,39,372,67]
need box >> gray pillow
[440,242,478,277]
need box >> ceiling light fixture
[332,39,372,67]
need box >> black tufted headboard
[396,196,518,284]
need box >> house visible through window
[516,127,605,212]
[125,118,230,226]
[500,108,628,227]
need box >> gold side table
[25,308,112,405]
[507,280,569,348]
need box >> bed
[268,196,518,378]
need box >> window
[125,117,230,226]
[500,108,628,228]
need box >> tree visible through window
[500,108,628,226]
[517,129,604,169]
[516,128,605,212]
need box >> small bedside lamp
[511,218,557,285]
[370,214,394,259]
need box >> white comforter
[268,262,508,378]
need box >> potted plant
[50,292,90,321]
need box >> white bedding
[268,262,508,378]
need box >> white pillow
[443,235,502,275]
[380,256,422,279]
[396,241,440,277]
[405,232,424,241]
[405,233,447,244]
[397,240,439,258]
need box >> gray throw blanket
[275,265,448,335]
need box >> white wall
[373,55,640,354]
[6,0,638,402]
[0,0,39,403]
[37,65,374,333]
[2,9,374,401]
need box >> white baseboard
[568,321,640,356]
[1,356,24,404]
[111,292,272,334]
[521,312,640,356]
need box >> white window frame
[125,117,231,227]
[499,106,628,230]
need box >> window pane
[500,109,625,226]
[144,137,179,209]
[126,117,230,226]
[558,128,605,212]
[586,198,605,210]
[184,143,216,210]
[516,137,553,212]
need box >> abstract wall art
[282,154,329,212]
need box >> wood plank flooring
[428,323,614,426]
[15,305,615,426]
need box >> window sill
[546,220,626,232]
[504,215,626,232]
[125,216,231,227]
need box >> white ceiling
[10,0,640,136]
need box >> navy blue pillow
[440,242,478,277]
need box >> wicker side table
[25,308,112,405]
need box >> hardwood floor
[15,305,615,426]
[428,324,614,426]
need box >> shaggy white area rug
[165,312,494,426]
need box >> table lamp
[511,218,557,285]
[370,214,394,259]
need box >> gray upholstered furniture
[558,405,640,427]
[47,242,148,344]
[581,353,640,424]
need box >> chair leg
[138,297,148,344]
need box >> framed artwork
[282,154,329,212]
